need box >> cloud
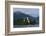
[13,8,39,17]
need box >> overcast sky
[13,8,39,17]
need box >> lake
[14,24,39,28]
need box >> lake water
[14,24,39,28]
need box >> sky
[13,8,39,17]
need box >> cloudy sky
[13,8,39,17]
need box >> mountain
[13,11,33,19]
[13,11,39,25]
